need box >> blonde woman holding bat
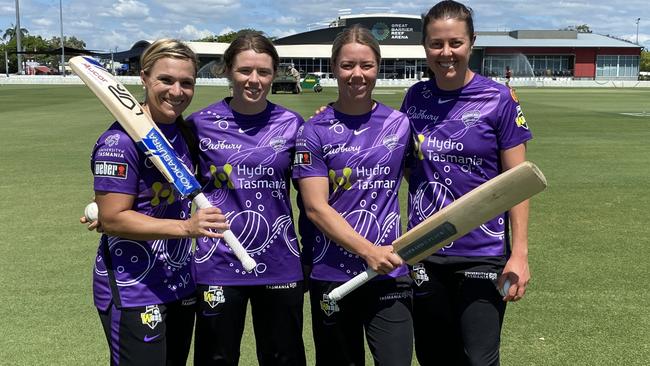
[87,39,228,366]
[293,25,413,366]
[402,1,533,365]
[187,31,306,366]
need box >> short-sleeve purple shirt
[401,74,532,257]
[91,122,195,310]
[187,99,304,286]
[292,102,410,282]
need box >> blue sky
[1,0,648,51]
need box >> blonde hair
[140,39,198,77]
[331,25,381,66]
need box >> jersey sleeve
[400,85,413,114]
[291,117,328,179]
[496,88,533,150]
[91,125,141,195]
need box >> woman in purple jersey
[402,1,533,365]
[88,39,228,366]
[187,32,306,366]
[293,25,413,365]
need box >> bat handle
[192,193,257,272]
[326,268,378,301]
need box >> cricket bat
[70,55,256,272]
[327,161,547,301]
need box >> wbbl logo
[140,305,162,329]
[411,263,429,286]
[320,294,340,316]
[203,286,226,308]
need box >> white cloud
[179,25,214,40]
[276,16,299,26]
[156,0,240,13]
[269,28,299,39]
[109,0,150,17]
[70,20,94,28]
[219,27,235,35]
[32,18,53,27]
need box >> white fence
[2,74,650,88]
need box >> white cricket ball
[499,279,511,297]
[84,202,99,222]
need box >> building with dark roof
[113,13,642,80]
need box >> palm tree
[2,24,28,42]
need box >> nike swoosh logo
[438,98,454,104]
[144,334,160,342]
[353,127,370,135]
[169,135,178,143]
[238,127,255,133]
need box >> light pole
[15,0,23,74]
[59,0,65,76]
[636,18,641,45]
[4,47,9,77]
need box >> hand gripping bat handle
[192,193,257,272]
[326,268,379,301]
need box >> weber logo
[294,151,312,166]
[94,161,128,179]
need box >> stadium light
[636,18,641,45]
[60,0,65,76]
[15,0,23,74]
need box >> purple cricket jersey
[292,102,410,282]
[187,99,304,286]
[91,121,195,310]
[401,74,533,257]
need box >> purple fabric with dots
[91,122,195,310]
[400,74,532,256]
[187,99,304,286]
[292,102,410,282]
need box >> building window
[596,55,639,78]
[483,55,573,77]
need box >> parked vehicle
[301,73,323,93]
[272,63,301,94]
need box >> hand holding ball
[84,202,99,222]
[499,279,511,297]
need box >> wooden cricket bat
[70,55,256,271]
[327,161,547,301]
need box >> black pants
[309,277,413,366]
[412,259,507,366]
[98,297,196,366]
[194,282,306,366]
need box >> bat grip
[326,268,378,301]
[192,193,257,272]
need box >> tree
[3,23,29,41]
[641,51,650,72]
[49,35,87,50]
[0,31,88,73]
[193,29,267,43]
[560,24,592,33]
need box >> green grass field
[1,85,649,365]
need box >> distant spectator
[289,64,302,93]
[505,65,512,87]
